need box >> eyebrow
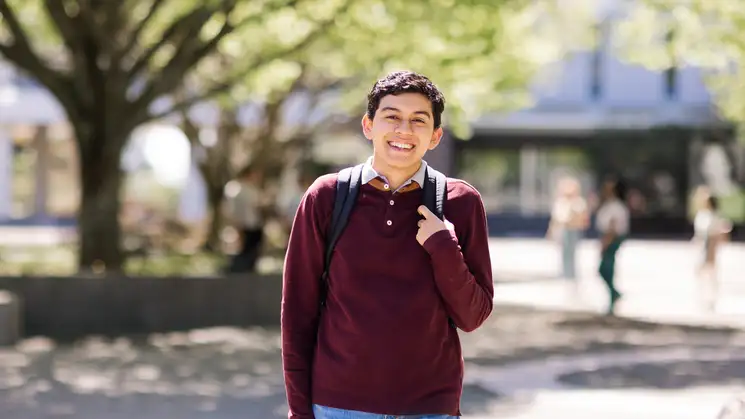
[380,106,431,119]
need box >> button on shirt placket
[383,182,395,230]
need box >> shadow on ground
[559,359,745,389]
[1,307,744,418]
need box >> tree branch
[129,0,304,121]
[111,0,168,68]
[0,0,28,46]
[76,0,122,57]
[142,0,354,125]
[43,0,81,53]
[129,12,237,115]
[125,6,214,81]
[43,0,97,108]
[0,1,79,119]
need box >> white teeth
[390,142,413,149]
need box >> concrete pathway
[489,238,745,328]
[466,346,745,419]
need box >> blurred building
[433,8,744,239]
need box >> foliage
[196,0,595,139]
[0,245,230,276]
[1,0,594,268]
[311,0,595,138]
[0,0,350,270]
[614,1,745,124]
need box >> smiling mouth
[388,141,415,151]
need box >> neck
[371,157,421,191]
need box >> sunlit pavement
[464,346,745,419]
[489,238,745,328]
[474,239,745,419]
[0,308,743,418]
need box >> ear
[427,127,444,150]
[361,114,373,140]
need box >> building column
[32,125,50,220]
[0,128,12,221]
[520,146,539,215]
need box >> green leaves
[292,0,590,138]
[615,1,745,125]
[1,0,592,137]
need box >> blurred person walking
[281,170,317,229]
[226,166,266,273]
[547,176,589,282]
[692,188,732,311]
[595,178,630,314]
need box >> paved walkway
[489,238,745,328]
[1,235,744,417]
[1,307,744,418]
[466,346,745,419]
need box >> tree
[178,0,591,250]
[613,1,745,123]
[0,0,350,272]
[178,67,337,251]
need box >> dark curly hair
[366,71,446,129]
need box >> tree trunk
[76,127,128,274]
[204,184,226,252]
[193,108,240,251]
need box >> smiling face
[362,92,443,175]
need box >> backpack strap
[422,166,447,220]
[320,163,364,306]
[422,166,456,329]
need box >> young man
[281,71,494,419]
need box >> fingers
[417,205,435,219]
[417,219,424,228]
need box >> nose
[394,119,413,134]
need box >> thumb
[417,205,435,220]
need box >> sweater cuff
[422,229,460,257]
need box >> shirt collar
[361,156,428,190]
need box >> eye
[386,115,399,121]
[413,118,426,124]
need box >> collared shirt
[361,157,428,193]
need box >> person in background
[282,170,316,229]
[226,166,265,273]
[547,176,590,283]
[595,178,630,314]
[693,189,732,311]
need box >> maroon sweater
[281,173,494,418]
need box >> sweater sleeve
[281,177,331,419]
[422,184,494,332]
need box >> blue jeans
[561,228,582,279]
[312,405,459,419]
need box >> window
[457,148,521,213]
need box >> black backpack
[319,163,452,326]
